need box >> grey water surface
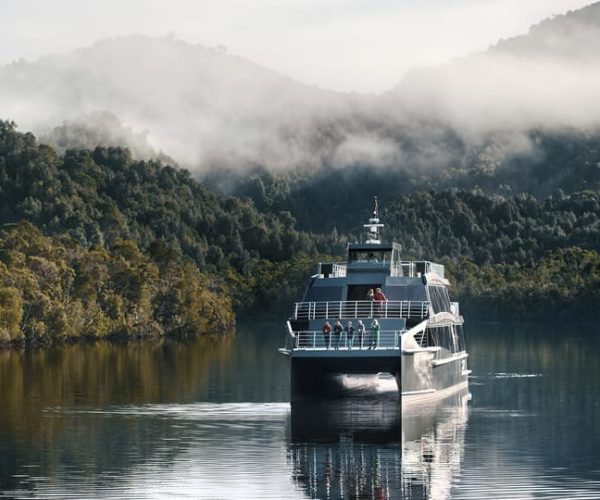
[0,320,599,499]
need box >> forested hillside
[0,121,339,267]
[207,126,600,235]
[1,119,600,347]
[0,120,340,345]
[449,247,600,319]
[225,169,600,318]
[0,222,234,345]
[383,190,600,266]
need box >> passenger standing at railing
[333,320,343,350]
[356,320,365,349]
[374,288,387,316]
[367,288,375,316]
[322,321,332,349]
[369,319,380,349]
[345,321,354,349]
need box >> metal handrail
[331,263,347,277]
[288,329,403,350]
[391,261,416,277]
[316,260,444,279]
[293,300,430,320]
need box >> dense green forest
[0,121,338,266]
[383,189,600,266]
[448,247,600,318]
[207,127,600,234]
[1,119,600,345]
[0,120,342,328]
[0,222,234,346]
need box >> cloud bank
[0,3,599,174]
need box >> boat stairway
[414,330,429,347]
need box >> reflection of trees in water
[0,336,234,491]
[287,390,469,500]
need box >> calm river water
[0,319,599,499]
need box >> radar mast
[364,196,384,244]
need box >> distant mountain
[210,3,600,230]
[0,35,355,168]
[491,2,600,62]
[388,2,600,132]
[1,3,600,198]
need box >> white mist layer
[0,4,599,172]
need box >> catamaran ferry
[279,198,470,401]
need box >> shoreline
[0,326,236,350]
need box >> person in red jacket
[374,287,387,316]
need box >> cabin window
[428,326,460,353]
[347,285,381,301]
[428,285,451,313]
[348,250,391,263]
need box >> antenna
[363,196,384,244]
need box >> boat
[279,197,470,401]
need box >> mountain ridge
[1,3,600,187]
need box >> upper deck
[315,198,445,280]
[299,198,450,310]
[317,257,445,279]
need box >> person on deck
[322,320,332,349]
[370,319,380,349]
[333,320,344,350]
[374,287,387,316]
[367,288,375,316]
[345,321,355,349]
[356,320,366,349]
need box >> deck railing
[317,262,347,277]
[287,329,403,350]
[391,261,445,278]
[428,262,445,278]
[390,261,415,277]
[293,300,430,320]
[317,260,445,279]
[331,263,347,277]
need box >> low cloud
[0,4,600,176]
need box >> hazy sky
[0,0,594,92]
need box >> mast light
[363,196,384,244]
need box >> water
[0,320,599,499]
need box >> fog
[1,0,591,93]
[0,3,599,174]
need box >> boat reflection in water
[287,376,470,499]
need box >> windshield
[348,250,391,263]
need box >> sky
[0,0,593,93]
